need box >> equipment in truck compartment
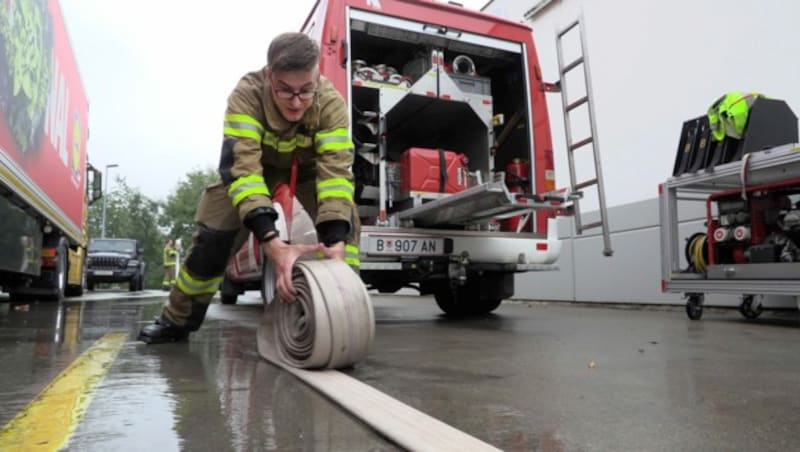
[401,147,469,195]
[503,158,530,232]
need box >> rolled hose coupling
[258,259,375,369]
[452,54,476,75]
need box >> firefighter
[138,32,360,344]
[162,239,178,290]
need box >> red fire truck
[223,0,610,314]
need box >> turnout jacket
[221,69,355,242]
[163,245,178,266]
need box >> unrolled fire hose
[256,258,500,451]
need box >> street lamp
[101,163,119,238]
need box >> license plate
[367,236,445,256]
[94,270,113,276]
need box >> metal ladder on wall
[553,15,613,256]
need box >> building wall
[483,0,800,210]
[483,0,799,309]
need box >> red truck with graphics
[0,0,101,301]
[223,0,611,314]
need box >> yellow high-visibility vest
[163,246,177,265]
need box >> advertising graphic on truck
[0,0,101,300]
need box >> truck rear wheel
[433,285,502,316]
[430,272,511,316]
[43,240,68,302]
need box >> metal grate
[91,256,126,269]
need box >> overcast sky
[60,0,488,202]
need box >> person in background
[162,239,178,290]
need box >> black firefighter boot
[137,300,210,344]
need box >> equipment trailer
[660,96,800,319]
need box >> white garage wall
[481,0,799,308]
[484,0,800,210]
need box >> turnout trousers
[160,172,360,330]
[162,264,176,288]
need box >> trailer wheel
[220,277,240,305]
[221,295,238,305]
[685,294,704,320]
[738,295,763,319]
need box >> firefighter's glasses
[273,87,316,101]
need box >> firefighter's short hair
[268,32,320,73]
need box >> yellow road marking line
[0,332,128,451]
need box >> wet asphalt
[1,290,799,451]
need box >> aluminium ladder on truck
[659,143,800,319]
[552,15,613,256]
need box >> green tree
[159,167,218,250]
[88,176,164,288]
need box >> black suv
[86,238,145,292]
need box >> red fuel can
[401,147,469,194]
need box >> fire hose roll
[256,259,500,451]
[258,259,375,369]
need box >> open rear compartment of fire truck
[348,11,541,232]
[660,95,800,320]
[343,7,568,313]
